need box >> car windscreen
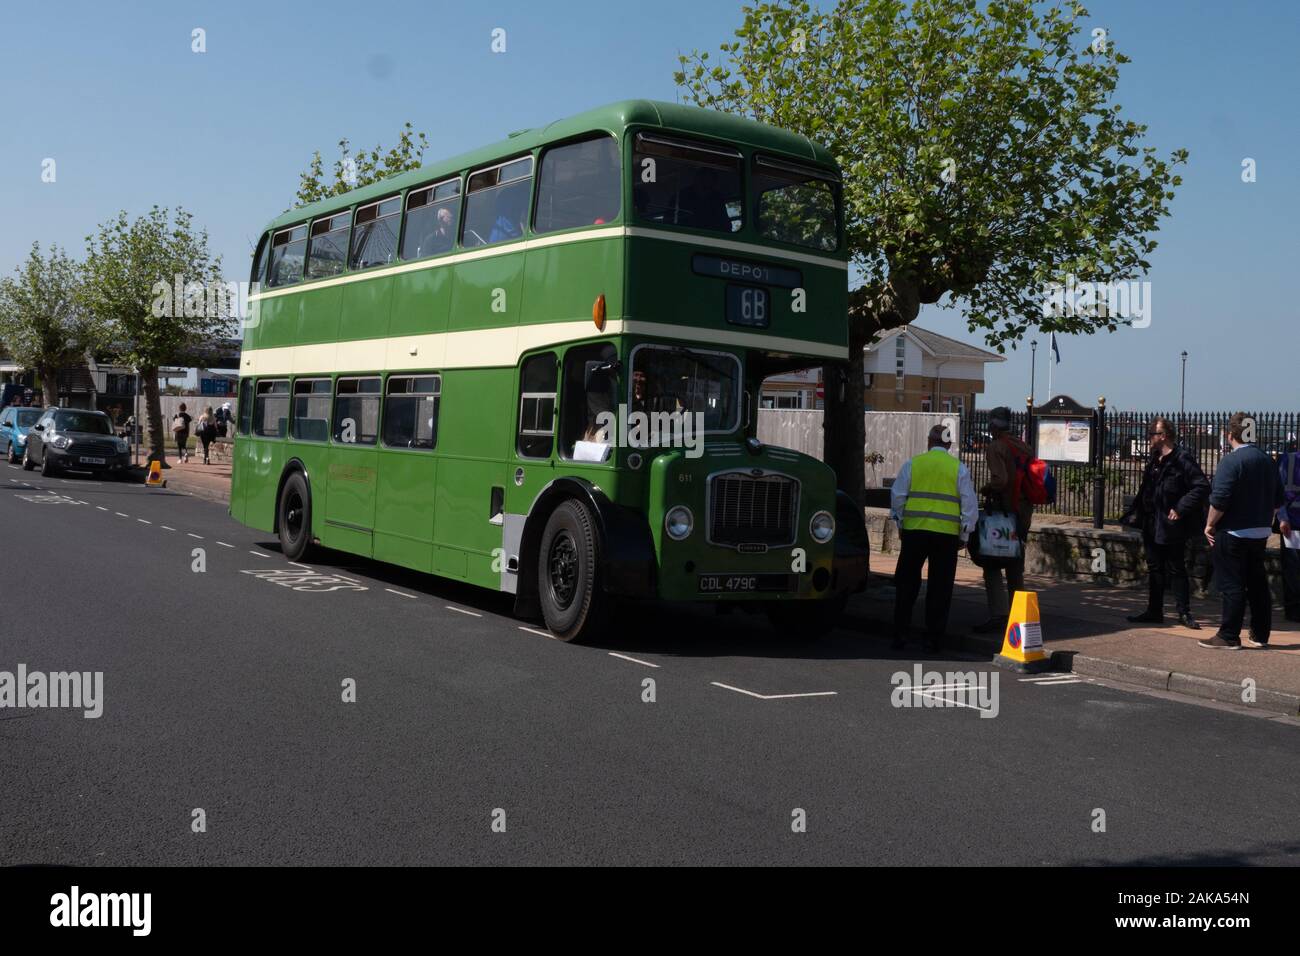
[15,409,40,427]
[630,346,740,433]
[54,412,112,435]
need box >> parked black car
[22,408,131,478]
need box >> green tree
[80,207,233,465]
[0,242,105,405]
[296,122,429,206]
[676,0,1186,503]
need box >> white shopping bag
[978,511,1022,560]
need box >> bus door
[324,375,382,556]
[373,374,441,574]
[501,351,559,587]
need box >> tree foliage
[80,206,232,462]
[676,0,1187,499]
[295,122,430,206]
[0,242,105,401]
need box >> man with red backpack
[973,407,1037,633]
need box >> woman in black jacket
[1121,417,1211,628]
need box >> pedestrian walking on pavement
[197,406,217,465]
[1276,442,1300,622]
[891,423,978,652]
[1200,412,1284,649]
[972,406,1035,634]
[171,403,192,463]
[1120,416,1211,629]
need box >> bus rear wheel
[277,471,314,562]
[537,499,608,643]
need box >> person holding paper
[1120,417,1210,629]
[1277,446,1300,622]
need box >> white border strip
[237,317,846,376]
[247,225,847,303]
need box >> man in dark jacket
[1121,417,1210,628]
[1201,412,1285,649]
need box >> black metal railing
[959,409,1300,520]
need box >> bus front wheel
[537,499,608,642]
[277,471,314,562]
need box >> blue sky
[1,0,1296,410]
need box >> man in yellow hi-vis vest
[890,423,978,652]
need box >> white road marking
[385,588,417,599]
[161,525,176,531]
[909,687,997,714]
[187,533,203,539]
[114,512,128,517]
[608,652,659,668]
[1033,678,1084,686]
[445,605,481,617]
[519,626,559,640]
[96,506,108,511]
[1018,675,1067,682]
[711,682,836,700]
[249,550,271,557]
[137,519,151,524]
[216,541,234,548]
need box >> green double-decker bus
[231,99,868,642]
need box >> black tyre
[40,450,58,477]
[537,499,608,642]
[766,593,848,638]
[21,446,34,471]
[6,441,17,464]
[277,471,314,561]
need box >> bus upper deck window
[632,133,743,234]
[268,225,308,287]
[461,157,533,249]
[306,212,352,280]
[534,136,621,233]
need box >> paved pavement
[858,551,1300,714]
[3,461,1298,865]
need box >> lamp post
[1180,350,1188,417]
[1030,340,1038,408]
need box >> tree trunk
[822,321,870,508]
[37,364,58,407]
[142,368,168,466]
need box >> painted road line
[909,686,997,714]
[249,550,271,558]
[385,588,417,599]
[96,506,108,511]
[161,525,176,531]
[188,533,203,539]
[1018,675,1068,682]
[445,606,482,617]
[1033,678,1084,686]
[519,626,559,640]
[114,512,128,517]
[137,518,151,524]
[608,652,660,669]
[711,682,837,700]
[216,542,234,548]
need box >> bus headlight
[665,505,694,541]
[809,510,835,543]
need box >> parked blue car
[0,404,42,464]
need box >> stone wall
[865,507,1290,605]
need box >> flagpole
[1047,344,1053,401]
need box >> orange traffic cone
[145,460,166,489]
[993,590,1052,673]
